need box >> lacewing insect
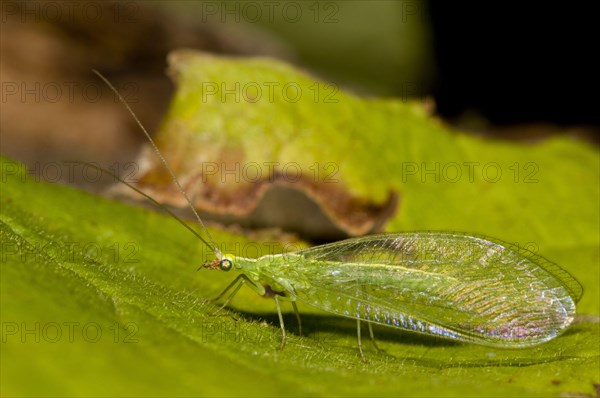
[93,70,582,358]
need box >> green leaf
[2,51,599,398]
[1,154,598,398]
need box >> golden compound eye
[219,258,233,271]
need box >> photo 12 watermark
[200,1,339,24]
[199,319,339,347]
[1,321,139,343]
[401,161,540,183]
[1,80,140,104]
[2,1,139,24]
[200,81,339,104]
[200,161,339,184]
[1,240,140,264]
[1,161,140,184]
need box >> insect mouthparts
[200,259,221,271]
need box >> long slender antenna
[72,161,214,250]
[92,69,222,260]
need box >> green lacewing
[93,71,582,357]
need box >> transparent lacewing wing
[222,232,582,347]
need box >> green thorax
[228,253,310,296]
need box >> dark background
[428,2,599,127]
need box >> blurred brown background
[1,0,597,179]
